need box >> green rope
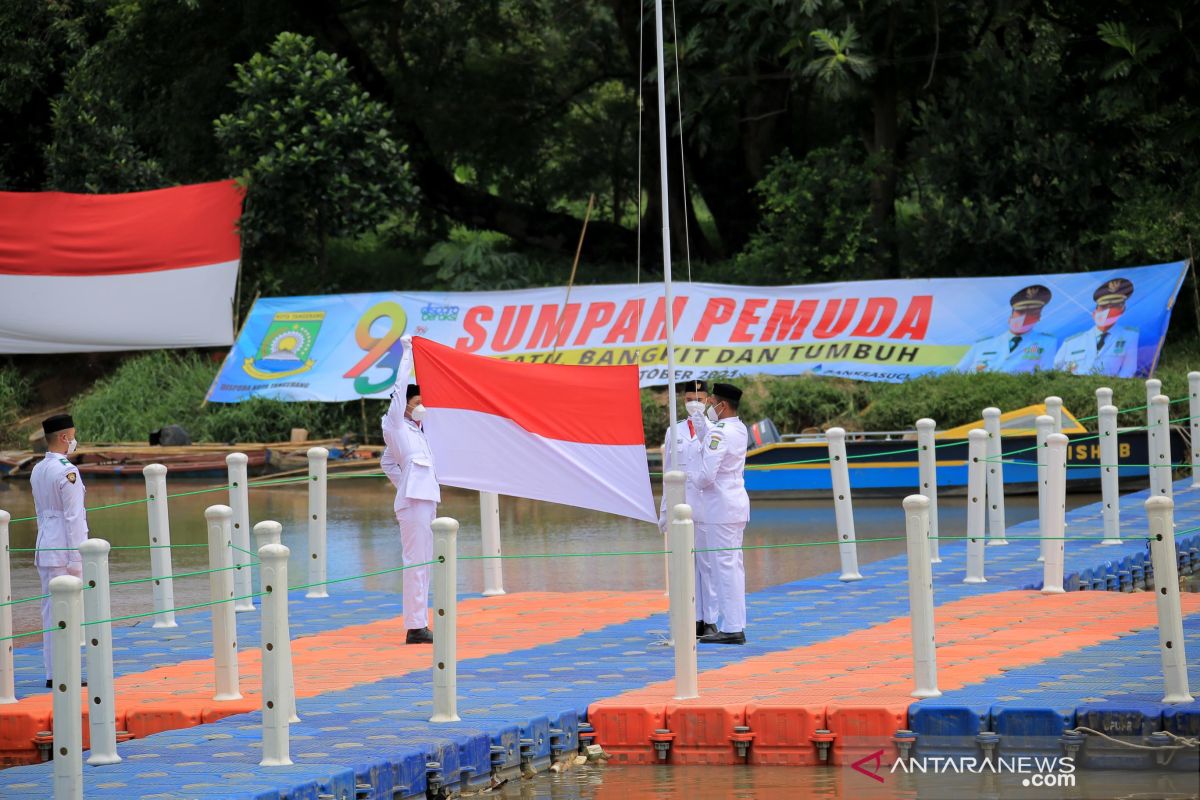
[462,550,670,560]
[694,535,908,552]
[846,446,921,460]
[85,591,267,627]
[930,535,1146,542]
[109,562,246,588]
[1174,524,1200,537]
[286,558,441,592]
[0,625,58,642]
[228,542,260,560]
[0,592,49,608]
[8,542,208,553]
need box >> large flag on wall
[412,337,657,522]
[0,180,244,353]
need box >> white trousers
[693,523,718,623]
[697,521,746,633]
[395,500,436,630]
[38,562,82,680]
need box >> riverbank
[2,336,1197,448]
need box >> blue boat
[740,404,1188,499]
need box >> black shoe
[695,622,717,638]
[699,630,746,645]
[405,627,433,644]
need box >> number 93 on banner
[343,301,408,395]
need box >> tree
[214,32,411,273]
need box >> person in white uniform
[957,284,1057,373]
[1053,278,1139,377]
[685,383,750,645]
[381,335,440,644]
[30,414,89,687]
[658,380,718,638]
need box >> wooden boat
[684,404,1187,499]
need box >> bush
[0,365,34,447]
[751,375,869,431]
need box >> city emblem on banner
[243,311,325,379]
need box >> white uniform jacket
[956,331,1057,374]
[1053,326,1139,378]
[380,345,441,511]
[30,452,88,567]
[658,418,702,530]
[684,414,750,525]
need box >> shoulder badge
[708,439,720,450]
[59,458,70,465]
[66,472,77,484]
[716,422,725,428]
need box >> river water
[5,477,1158,799]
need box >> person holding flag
[686,383,750,645]
[659,380,718,638]
[381,335,440,644]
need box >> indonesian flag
[0,180,244,353]
[412,337,656,522]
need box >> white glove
[401,334,413,347]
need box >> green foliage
[214,32,411,265]
[800,25,876,100]
[734,144,875,283]
[752,375,870,432]
[423,228,551,291]
[68,351,385,443]
[0,364,33,447]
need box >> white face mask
[409,404,427,423]
[705,403,721,423]
[685,400,705,417]
[67,438,78,454]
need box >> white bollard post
[205,505,241,701]
[669,503,698,700]
[142,464,177,628]
[1095,386,1113,414]
[430,517,460,723]
[258,542,294,765]
[662,471,685,597]
[227,454,255,612]
[479,492,505,597]
[0,510,14,705]
[902,495,940,698]
[1041,434,1068,594]
[1145,497,1194,703]
[1045,396,1064,433]
[1035,415,1055,563]
[1189,372,1200,487]
[915,419,942,564]
[1148,395,1172,500]
[306,447,329,598]
[253,521,297,723]
[964,430,988,584]
[49,574,83,800]
[1099,405,1122,544]
[79,539,119,765]
[827,428,862,581]
[981,408,1008,546]
[1146,378,1161,411]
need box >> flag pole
[654,0,679,469]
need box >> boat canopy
[939,404,1087,438]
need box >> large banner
[208,261,1187,401]
[0,181,243,354]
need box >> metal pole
[964,430,988,584]
[1189,372,1200,487]
[1144,496,1194,704]
[49,574,83,800]
[1035,415,1054,563]
[1045,396,1063,433]
[253,521,297,723]
[902,495,940,699]
[0,510,14,704]
[668,503,698,700]
[142,464,177,628]
[258,542,293,765]
[306,447,329,598]
[479,492,505,597]
[226,454,255,612]
[79,539,119,765]
[430,517,460,723]
[1148,394,1172,500]
[662,470,685,599]
[981,408,1007,546]
[1098,405,1122,544]
[827,428,862,581]
[205,505,241,701]
[653,0,680,474]
[915,419,942,563]
[1041,434,1068,594]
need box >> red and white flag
[0,180,244,353]
[412,337,656,522]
